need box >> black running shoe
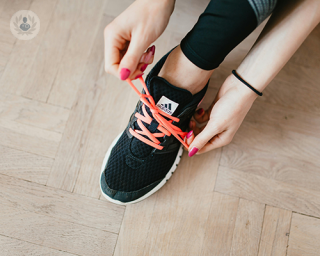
[100,50,208,205]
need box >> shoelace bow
[126,77,189,150]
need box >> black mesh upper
[105,131,179,191]
[103,49,208,192]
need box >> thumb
[119,37,149,80]
[188,123,220,157]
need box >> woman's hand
[104,0,175,80]
[186,74,258,156]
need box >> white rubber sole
[100,133,183,205]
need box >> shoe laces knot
[126,77,189,151]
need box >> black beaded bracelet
[232,70,263,97]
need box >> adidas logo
[160,103,172,110]
[156,96,179,116]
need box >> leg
[159,0,277,94]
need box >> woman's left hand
[186,74,258,156]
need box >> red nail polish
[120,68,130,80]
[140,64,148,72]
[186,130,193,139]
[188,147,198,157]
[197,108,204,115]
[150,45,155,55]
[135,73,143,79]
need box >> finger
[104,27,122,77]
[131,61,150,79]
[186,130,195,146]
[194,108,210,124]
[188,121,221,157]
[198,131,233,154]
[140,47,155,64]
[119,40,155,80]
[189,120,204,136]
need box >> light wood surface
[1,0,320,255]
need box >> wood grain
[47,0,107,108]
[0,93,69,133]
[215,166,320,218]
[0,235,76,256]
[290,24,320,68]
[0,119,61,158]
[114,197,157,256]
[0,173,124,234]
[201,192,239,256]
[0,0,32,78]
[221,143,320,192]
[258,206,291,256]
[115,149,221,256]
[260,78,320,116]
[232,121,320,165]
[73,73,133,198]
[0,145,53,184]
[46,13,113,191]
[287,213,320,256]
[0,0,57,95]
[22,0,83,102]
[245,100,320,139]
[230,199,265,256]
[0,203,117,256]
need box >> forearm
[237,0,320,93]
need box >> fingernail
[188,147,198,157]
[140,64,148,72]
[197,108,204,115]
[144,51,153,63]
[120,68,130,80]
[135,73,144,79]
[186,130,193,139]
[150,45,155,55]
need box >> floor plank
[114,197,157,256]
[0,203,117,256]
[0,0,32,78]
[232,121,320,165]
[221,143,320,192]
[0,93,69,133]
[73,73,134,198]
[0,0,58,95]
[258,206,291,256]
[230,199,265,256]
[290,24,320,69]
[200,192,239,256]
[22,0,84,102]
[0,145,53,184]
[0,119,61,158]
[46,13,113,191]
[115,149,221,256]
[0,235,76,256]
[47,0,107,108]
[245,100,320,139]
[215,166,320,218]
[0,174,124,234]
[287,213,320,256]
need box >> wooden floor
[1,0,320,255]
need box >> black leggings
[180,0,278,70]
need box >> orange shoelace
[126,77,189,150]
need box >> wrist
[226,74,259,103]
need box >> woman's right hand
[104,0,175,80]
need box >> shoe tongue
[130,76,192,158]
[148,76,193,116]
